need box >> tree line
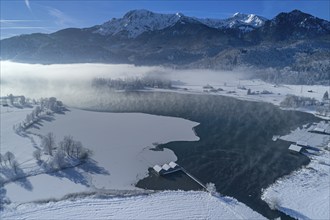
[91,76,173,91]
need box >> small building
[169,161,179,169]
[153,165,163,174]
[162,164,171,172]
[311,127,326,134]
[296,141,308,148]
[153,162,181,176]
[203,84,214,89]
[288,144,304,153]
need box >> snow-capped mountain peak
[233,12,241,17]
[229,12,267,27]
[197,13,267,32]
[95,9,268,38]
[96,9,182,38]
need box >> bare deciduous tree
[42,132,56,156]
[323,91,329,101]
[8,94,14,105]
[51,150,66,169]
[3,151,15,166]
[59,136,74,157]
[0,153,3,166]
[73,141,83,159]
[33,149,42,161]
[11,160,20,175]
[34,106,42,117]
[19,96,26,106]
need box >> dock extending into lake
[153,162,208,191]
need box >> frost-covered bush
[206,182,218,195]
[40,97,64,113]
[267,196,281,210]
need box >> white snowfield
[2,191,266,220]
[0,107,36,164]
[262,151,330,220]
[262,122,330,220]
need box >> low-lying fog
[0,61,249,106]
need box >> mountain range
[1,9,329,84]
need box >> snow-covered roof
[296,141,308,147]
[153,165,162,173]
[169,161,178,168]
[313,127,325,133]
[289,144,303,152]
[162,164,171,171]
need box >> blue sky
[1,0,329,39]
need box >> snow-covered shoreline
[262,121,330,220]
[2,191,266,220]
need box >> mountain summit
[94,9,268,38]
[96,10,183,38]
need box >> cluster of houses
[202,84,224,93]
[153,161,181,176]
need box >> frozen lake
[4,108,199,203]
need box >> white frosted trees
[59,136,92,160]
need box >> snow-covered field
[262,121,330,220]
[0,106,36,165]
[177,79,327,106]
[4,173,89,203]
[262,151,330,220]
[1,106,199,203]
[27,108,199,191]
[2,191,265,220]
